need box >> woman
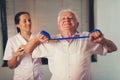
[3,12,44,80]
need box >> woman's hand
[14,45,25,57]
[36,33,49,43]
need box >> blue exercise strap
[40,29,101,40]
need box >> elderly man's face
[58,11,79,33]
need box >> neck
[61,30,75,38]
[20,31,31,42]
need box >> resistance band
[40,29,101,40]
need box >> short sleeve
[3,39,14,60]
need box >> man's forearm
[102,38,117,53]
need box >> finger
[91,32,101,39]
[39,34,45,39]
[40,38,49,43]
[44,38,49,43]
[19,47,24,51]
[94,32,99,38]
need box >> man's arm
[89,31,117,53]
[99,38,117,53]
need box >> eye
[61,17,65,20]
[28,19,31,22]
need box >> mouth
[63,22,71,26]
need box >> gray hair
[57,9,78,23]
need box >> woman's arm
[24,33,49,54]
[8,47,24,69]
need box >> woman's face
[17,14,32,33]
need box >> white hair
[57,9,78,23]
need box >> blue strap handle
[40,30,51,39]
[40,29,101,40]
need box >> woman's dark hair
[14,12,30,33]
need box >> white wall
[91,0,120,80]
[6,0,89,37]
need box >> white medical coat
[3,33,43,80]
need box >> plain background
[0,0,120,80]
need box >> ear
[16,24,20,28]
